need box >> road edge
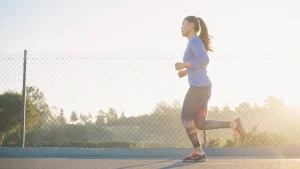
[1,147,300,158]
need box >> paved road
[1,158,300,169]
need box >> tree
[0,91,39,145]
[87,113,92,124]
[57,109,66,125]
[107,108,118,125]
[26,86,52,126]
[79,113,92,124]
[96,110,106,125]
[152,101,169,115]
[121,110,126,119]
[235,102,251,113]
[264,96,285,110]
[172,100,181,109]
[235,102,252,118]
[70,111,78,124]
[118,110,127,125]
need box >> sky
[1,0,300,118]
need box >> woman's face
[181,19,193,37]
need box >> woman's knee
[195,119,207,130]
[195,123,206,130]
[181,117,194,128]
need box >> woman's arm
[184,39,209,69]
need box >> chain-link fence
[1,52,299,148]
[0,53,25,147]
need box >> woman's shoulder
[190,36,202,44]
[189,36,205,48]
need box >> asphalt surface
[1,158,300,169]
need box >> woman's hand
[175,62,188,71]
[178,70,187,78]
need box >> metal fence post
[21,50,27,148]
[203,130,207,147]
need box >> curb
[1,147,300,158]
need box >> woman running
[175,16,246,162]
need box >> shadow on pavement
[115,160,195,169]
[159,161,203,169]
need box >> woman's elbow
[196,58,209,68]
[201,58,209,67]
